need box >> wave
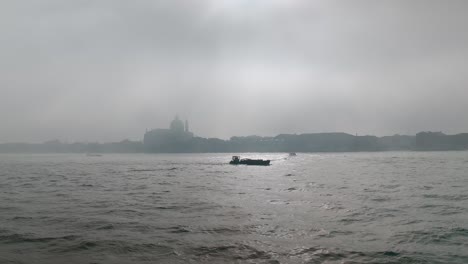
[188,243,466,263]
[0,233,78,244]
[50,239,175,256]
[392,227,468,246]
[422,194,468,201]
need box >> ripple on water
[191,244,274,263]
[51,239,175,257]
[392,227,468,246]
[423,194,468,201]
[0,233,78,244]
[1,152,467,263]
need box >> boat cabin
[231,156,240,163]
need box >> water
[0,152,467,263]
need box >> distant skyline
[2,1,468,143]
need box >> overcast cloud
[1,0,468,142]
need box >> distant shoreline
[1,131,467,153]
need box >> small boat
[289,152,297,156]
[229,156,270,166]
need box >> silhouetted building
[415,131,468,150]
[144,116,194,152]
[170,115,185,133]
[5,130,468,153]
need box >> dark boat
[229,156,270,166]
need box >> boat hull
[230,159,270,166]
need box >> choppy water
[0,152,467,264]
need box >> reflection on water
[0,152,467,263]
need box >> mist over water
[1,152,467,263]
[2,1,468,142]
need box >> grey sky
[1,0,468,142]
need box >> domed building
[170,115,185,133]
[143,116,194,152]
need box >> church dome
[170,116,184,132]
